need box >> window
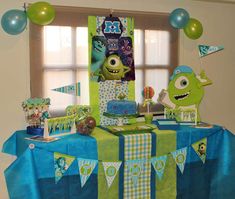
[30,6,178,116]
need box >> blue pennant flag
[77,158,98,187]
[198,45,224,57]
[171,147,187,174]
[126,159,145,187]
[52,82,80,96]
[151,155,167,180]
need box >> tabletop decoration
[76,116,97,135]
[142,86,155,124]
[158,65,212,123]
[22,98,50,135]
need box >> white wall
[1,0,235,198]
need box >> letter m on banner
[104,21,121,34]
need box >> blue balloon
[169,8,190,29]
[1,9,27,35]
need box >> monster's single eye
[108,57,120,67]
[175,76,189,89]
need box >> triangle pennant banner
[171,147,187,174]
[126,159,145,187]
[192,137,207,164]
[151,155,167,180]
[198,45,224,57]
[54,152,75,184]
[52,82,80,96]
[102,161,122,188]
[77,158,98,187]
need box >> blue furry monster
[90,36,107,81]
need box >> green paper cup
[145,113,153,124]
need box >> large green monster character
[94,54,130,81]
[158,65,212,122]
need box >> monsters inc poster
[88,16,135,125]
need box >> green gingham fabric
[123,133,152,199]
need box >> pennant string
[32,127,221,163]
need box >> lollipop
[142,86,155,124]
[142,86,155,100]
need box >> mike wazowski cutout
[93,54,131,81]
[158,65,212,122]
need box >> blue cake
[106,100,137,115]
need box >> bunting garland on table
[151,155,167,180]
[49,136,211,188]
[126,159,145,187]
[77,158,98,187]
[102,161,122,188]
[52,82,80,96]
[171,147,187,174]
[54,152,75,183]
[192,137,207,164]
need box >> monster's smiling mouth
[94,46,102,52]
[174,91,190,100]
[106,67,120,74]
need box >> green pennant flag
[192,137,207,164]
[54,152,75,183]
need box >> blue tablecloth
[2,124,235,199]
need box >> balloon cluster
[169,8,203,40]
[1,1,55,35]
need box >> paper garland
[171,147,187,174]
[52,137,208,187]
[102,161,122,188]
[192,137,207,164]
[151,155,167,180]
[54,152,75,183]
[52,82,80,96]
[77,158,98,187]
[126,159,145,187]
[198,45,224,57]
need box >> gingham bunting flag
[52,82,80,96]
[198,45,224,57]
[126,159,145,187]
[192,137,207,164]
[54,152,75,184]
[102,161,122,188]
[171,147,187,174]
[151,155,167,180]
[77,158,98,187]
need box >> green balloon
[27,1,55,25]
[183,18,203,40]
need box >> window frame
[29,6,179,115]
